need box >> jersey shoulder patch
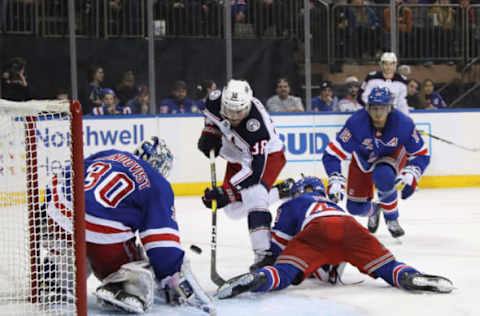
[246,118,261,132]
[209,89,221,101]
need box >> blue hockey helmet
[290,176,326,197]
[367,87,393,108]
[133,136,173,177]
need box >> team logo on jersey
[362,138,373,150]
[246,119,261,132]
[339,128,352,143]
[209,90,221,100]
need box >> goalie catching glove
[327,173,346,203]
[197,125,222,158]
[396,165,422,199]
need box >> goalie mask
[290,176,326,198]
[133,137,173,177]
[220,79,253,126]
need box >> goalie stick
[418,130,480,152]
[209,149,226,286]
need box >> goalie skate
[96,283,146,314]
[399,272,454,293]
[217,272,268,299]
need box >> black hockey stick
[209,149,226,286]
[419,130,480,152]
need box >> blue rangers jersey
[322,109,430,176]
[203,90,283,190]
[45,149,184,280]
[270,192,348,257]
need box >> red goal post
[0,99,86,316]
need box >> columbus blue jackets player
[197,79,287,271]
[44,137,214,314]
[359,52,410,115]
[216,176,454,299]
[322,86,429,238]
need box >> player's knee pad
[346,200,372,216]
[372,163,396,192]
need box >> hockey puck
[190,244,202,254]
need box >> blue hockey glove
[397,165,422,199]
[327,173,346,203]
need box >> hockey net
[0,99,86,316]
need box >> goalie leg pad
[95,260,154,314]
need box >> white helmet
[380,52,397,64]
[221,79,253,119]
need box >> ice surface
[88,188,480,316]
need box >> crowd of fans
[0,55,454,114]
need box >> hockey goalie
[41,137,215,315]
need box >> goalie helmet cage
[0,99,86,316]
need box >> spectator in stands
[194,79,217,110]
[407,0,431,61]
[1,57,31,101]
[56,88,69,100]
[421,78,448,109]
[116,70,136,106]
[346,0,380,60]
[429,0,456,61]
[126,85,151,115]
[86,65,105,113]
[384,0,413,57]
[334,76,362,112]
[312,80,338,112]
[406,79,424,109]
[266,78,304,112]
[232,0,248,36]
[158,80,198,114]
[92,88,132,115]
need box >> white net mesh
[0,99,80,316]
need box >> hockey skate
[217,272,268,299]
[96,282,146,314]
[273,178,295,199]
[249,250,275,272]
[367,204,382,233]
[399,272,454,293]
[386,219,405,238]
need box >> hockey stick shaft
[209,149,226,286]
[418,130,480,152]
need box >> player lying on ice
[43,137,214,315]
[217,176,454,299]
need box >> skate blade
[412,276,455,293]
[95,290,144,314]
[216,274,255,299]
